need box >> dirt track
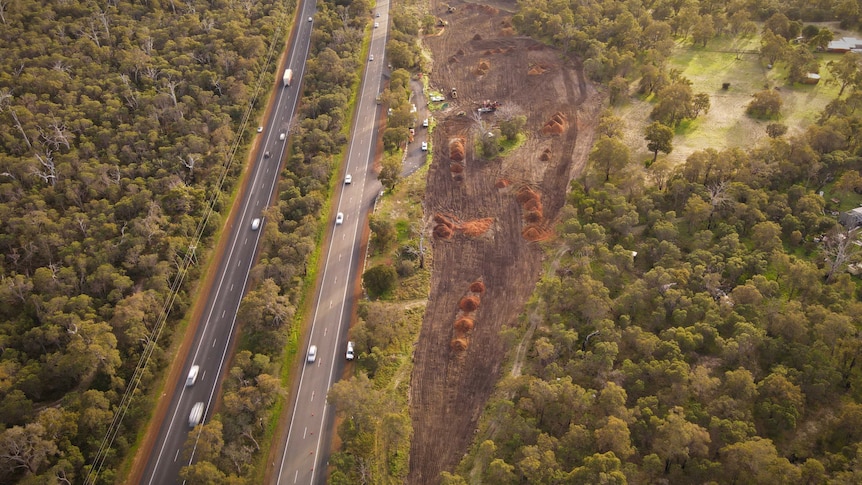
[407,1,603,483]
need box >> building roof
[828,37,862,52]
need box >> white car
[423,118,429,127]
[307,345,317,363]
[344,174,352,184]
[374,22,379,28]
[308,16,313,22]
[421,141,428,151]
[189,402,204,427]
[346,341,355,361]
[336,212,344,225]
[257,126,263,133]
[251,217,261,231]
[279,132,285,141]
[369,54,374,61]
[186,365,199,386]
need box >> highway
[138,2,319,483]
[273,1,390,483]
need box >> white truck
[283,68,293,87]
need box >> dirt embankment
[408,1,603,483]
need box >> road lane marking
[244,237,248,245]
[294,470,298,483]
[174,449,180,462]
[212,338,217,348]
[334,277,337,285]
[311,391,315,402]
[230,284,234,292]
[303,427,307,438]
[324,328,327,336]
[222,310,225,318]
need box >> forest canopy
[0,0,282,482]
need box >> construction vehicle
[477,100,502,113]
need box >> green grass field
[616,31,844,166]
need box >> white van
[186,365,199,386]
[189,402,205,427]
[279,132,285,141]
[307,345,317,363]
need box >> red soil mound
[459,295,480,312]
[450,338,468,351]
[459,218,493,237]
[454,318,475,332]
[434,224,454,239]
[450,138,465,161]
[469,281,486,293]
[495,178,510,188]
[450,163,464,174]
[516,186,540,204]
[541,112,568,135]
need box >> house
[839,207,862,228]
[827,37,862,53]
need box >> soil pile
[541,112,568,135]
[459,218,493,237]
[449,138,465,161]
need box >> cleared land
[407,0,603,482]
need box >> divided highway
[138,2,319,483]
[273,1,391,483]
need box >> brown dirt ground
[407,0,603,483]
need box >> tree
[822,227,862,283]
[766,123,788,138]
[499,115,526,140]
[691,15,715,47]
[608,76,629,105]
[690,93,710,118]
[754,370,805,439]
[719,438,801,484]
[378,152,402,192]
[651,82,695,126]
[369,216,397,252]
[645,121,674,163]
[362,264,398,298]
[760,30,788,65]
[652,407,711,473]
[638,64,667,95]
[0,423,58,475]
[746,90,782,119]
[827,52,862,97]
[786,46,818,85]
[595,416,635,459]
[589,136,631,182]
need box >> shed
[801,73,821,85]
[839,207,862,228]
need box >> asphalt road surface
[138,2,319,483]
[273,2,390,484]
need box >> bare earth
[407,1,603,483]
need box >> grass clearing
[617,33,843,166]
